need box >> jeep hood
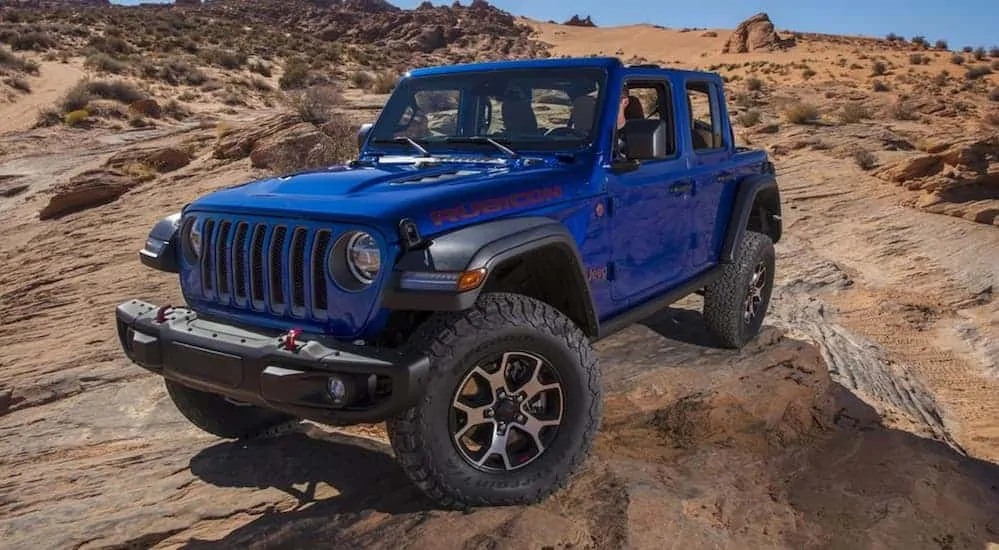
[186,158,591,237]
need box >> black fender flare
[720,172,782,263]
[381,216,599,337]
[139,212,182,273]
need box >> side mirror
[356,123,373,151]
[622,119,667,161]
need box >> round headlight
[343,232,381,284]
[187,220,202,259]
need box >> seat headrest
[570,95,597,132]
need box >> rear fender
[720,172,782,263]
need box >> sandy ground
[1,20,999,550]
[0,58,85,134]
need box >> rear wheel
[165,379,295,439]
[702,230,775,348]
[387,292,602,508]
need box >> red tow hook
[282,328,303,351]
[155,304,173,323]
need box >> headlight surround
[330,231,381,289]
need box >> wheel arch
[381,216,600,338]
[720,172,782,264]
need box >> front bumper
[115,299,430,425]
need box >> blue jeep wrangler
[116,56,782,508]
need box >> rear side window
[685,81,724,151]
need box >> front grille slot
[215,221,232,302]
[196,218,337,322]
[200,219,216,293]
[269,226,287,312]
[311,230,331,318]
[250,224,266,308]
[290,227,308,315]
[232,222,249,303]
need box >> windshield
[367,67,607,155]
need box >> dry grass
[839,103,870,123]
[783,102,819,124]
[853,149,877,170]
[736,109,761,127]
[59,79,147,113]
[285,84,345,124]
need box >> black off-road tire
[165,379,295,439]
[702,230,776,349]
[386,292,602,509]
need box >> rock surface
[106,146,193,173]
[875,134,999,225]
[249,122,341,171]
[722,12,795,53]
[37,169,138,220]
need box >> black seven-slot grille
[197,217,334,321]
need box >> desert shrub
[85,53,130,74]
[963,46,973,53]
[839,103,869,123]
[886,33,902,42]
[993,60,999,71]
[853,149,876,170]
[911,36,928,48]
[285,84,343,124]
[951,54,965,65]
[279,59,309,90]
[6,31,57,51]
[202,48,246,70]
[87,35,131,55]
[35,108,61,127]
[802,68,816,80]
[59,79,146,112]
[989,88,999,102]
[369,70,397,94]
[909,53,925,65]
[935,39,949,50]
[348,70,373,89]
[871,61,887,76]
[5,76,30,92]
[967,65,993,79]
[745,76,763,91]
[973,47,987,60]
[872,79,890,92]
[783,102,819,124]
[248,59,272,77]
[162,99,191,120]
[889,100,918,121]
[736,109,761,127]
[0,46,40,74]
[63,109,89,126]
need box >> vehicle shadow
[179,428,437,548]
[638,304,724,349]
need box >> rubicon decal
[430,186,564,226]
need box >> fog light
[327,376,354,407]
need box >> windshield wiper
[443,136,520,159]
[371,136,431,157]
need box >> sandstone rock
[563,14,596,27]
[106,146,192,173]
[213,112,301,161]
[129,98,162,119]
[38,169,138,220]
[722,13,795,53]
[249,122,340,172]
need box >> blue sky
[110,0,998,49]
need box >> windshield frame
[364,66,609,158]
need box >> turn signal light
[457,268,487,292]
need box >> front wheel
[387,292,602,509]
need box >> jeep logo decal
[430,186,563,226]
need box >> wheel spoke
[470,358,511,396]
[518,412,561,453]
[516,357,561,400]
[475,425,512,470]
[453,400,494,441]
